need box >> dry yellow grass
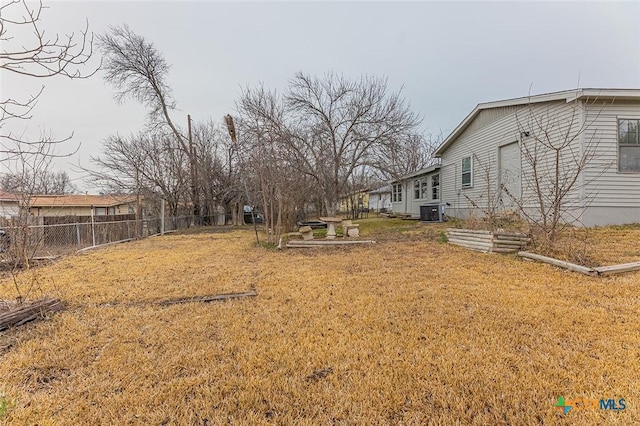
[0,222,639,424]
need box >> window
[95,207,107,216]
[619,119,640,172]
[392,184,402,202]
[414,179,421,199]
[462,156,473,187]
[432,174,440,200]
[420,179,429,199]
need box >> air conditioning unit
[420,204,445,222]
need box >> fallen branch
[0,298,65,331]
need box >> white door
[499,142,521,207]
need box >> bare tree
[505,98,610,250]
[236,85,321,241]
[192,120,244,225]
[89,132,191,219]
[236,87,283,240]
[0,134,60,284]
[0,1,95,296]
[238,72,422,217]
[1,0,96,152]
[1,170,77,194]
[371,132,441,181]
[98,25,201,219]
[285,72,422,215]
[459,153,515,231]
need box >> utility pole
[188,114,200,225]
[225,114,260,245]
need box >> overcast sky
[2,0,639,191]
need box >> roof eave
[434,88,640,157]
[390,164,441,183]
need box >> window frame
[618,118,640,173]
[431,173,440,200]
[392,183,403,202]
[461,156,473,188]
[420,179,429,199]
[414,179,421,200]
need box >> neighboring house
[368,185,392,212]
[27,194,137,217]
[390,165,442,218]
[433,88,640,226]
[338,189,370,214]
[0,192,19,220]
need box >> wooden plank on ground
[446,231,493,238]
[447,239,492,252]
[446,233,494,243]
[0,298,65,331]
[491,239,528,247]
[491,247,519,253]
[518,251,597,276]
[287,240,376,246]
[159,291,258,306]
[446,228,492,235]
[494,237,531,244]
[594,262,640,276]
[447,237,493,248]
[493,231,529,238]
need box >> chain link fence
[0,214,227,265]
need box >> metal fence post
[160,198,165,236]
[91,207,96,247]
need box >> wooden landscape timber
[97,292,259,308]
[0,298,65,331]
[519,251,640,277]
[518,251,598,276]
[594,262,640,276]
[286,240,376,248]
[158,291,258,306]
[446,228,530,253]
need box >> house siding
[368,192,391,212]
[0,202,19,220]
[463,106,520,136]
[581,100,640,225]
[439,100,584,221]
[391,169,441,217]
[31,204,133,217]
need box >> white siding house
[390,165,442,218]
[368,185,392,212]
[434,88,640,226]
[0,192,19,220]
